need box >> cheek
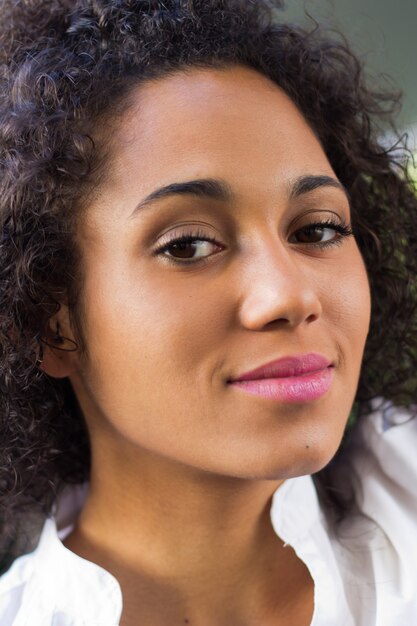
[76,260,235,466]
[323,252,371,363]
[79,261,228,404]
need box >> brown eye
[294,225,335,244]
[290,219,353,248]
[155,231,224,265]
[164,238,219,260]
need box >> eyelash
[155,218,354,266]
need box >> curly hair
[1,0,416,570]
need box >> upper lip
[228,352,334,382]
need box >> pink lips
[228,353,334,403]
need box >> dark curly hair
[1,0,416,571]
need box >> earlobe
[38,320,80,379]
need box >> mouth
[227,353,335,403]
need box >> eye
[154,228,224,265]
[290,218,353,248]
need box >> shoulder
[353,396,417,507]
[321,398,417,623]
[340,397,417,582]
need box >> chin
[221,434,343,482]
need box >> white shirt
[1,396,416,626]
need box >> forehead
[99,64,334,206]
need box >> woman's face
[64,64,371,480]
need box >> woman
[0,0,416,624]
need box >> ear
[38,305,81,379]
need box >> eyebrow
[290,175,348,199]
[130,174,349,218]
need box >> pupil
[171,242,197,259]
[299,227,323,243]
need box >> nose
[237,234,322,331]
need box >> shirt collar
[270,473,323,544]
[31,516,123,626]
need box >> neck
[63,438,313,625]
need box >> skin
[43,64,372,625]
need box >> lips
[227,353,335,404]
[229,353,333,382]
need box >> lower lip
[228,367,334,403]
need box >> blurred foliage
[408,152,417,191]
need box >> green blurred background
[281,1,417,139]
